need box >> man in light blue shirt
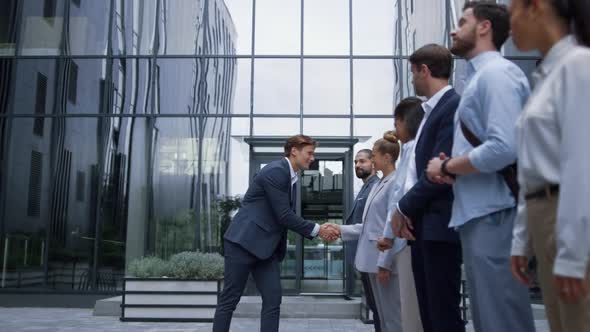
[426,2,535,332]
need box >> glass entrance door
[300,159,345,294]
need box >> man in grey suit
[345,149,380,331]
[213,135,339,332]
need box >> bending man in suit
[344,149,380,331]
[391,44,464,332]
[213,135,339,332]
[329,132,405,332]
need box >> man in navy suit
[391,44,464,332]
[344,149,380,331]
[213,135,339,332]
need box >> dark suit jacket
[398,89,460,243]
[344,174,380,265]
[224,158,316,261]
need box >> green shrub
[128,251,224,279]
[168,251,224,280]
[127,256,171,278]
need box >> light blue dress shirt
[449,51,531,228]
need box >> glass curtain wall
[0,0,539,293]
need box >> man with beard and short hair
[426,1,535,331]
[345,149,380,331]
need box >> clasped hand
[391,209,416,241]
[318,223,341,242]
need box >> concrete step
[93,295,362,319]
[234,296,361,319]
[94,296,547,320]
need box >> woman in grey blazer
[332,131,404,332]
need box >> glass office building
[0,0,538,298]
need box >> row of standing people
[332,1,590,331]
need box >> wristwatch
[440,158,456,179]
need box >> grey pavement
[0,308,550,332]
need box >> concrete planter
[120,278,222,322]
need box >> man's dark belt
[525,185,559,201]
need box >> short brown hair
[409,44,453,79]
[284,135,317,157]
[463,1,510,50]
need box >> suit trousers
[459,208,535,332]
[396,246,423,332]
[213,240,282,332]
[527,194,590,332]
[360,271,382,332]
[368,271,402,332]
[411,240,464,332]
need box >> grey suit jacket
[340,171,402,273]
[344,175,379,265]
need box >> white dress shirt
[511,36,590,279]
[285,158,321,237]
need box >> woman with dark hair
[378,97,425,332]
[509,0,590,330]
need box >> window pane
[233,59,251,115]
[353,60,395,115]
[352,118,394,194]
[201,116,231,251]
[303,60,349,115]
[67,0,110,55]
[352,0,395,55]
[16,0,110,55]
[111,58,153,115]
[156,58,238,115]
[304,0,349,55]
[511,59,539,86]
[229,138,250,196]
[255,0,301,55]
[303,118,350,137]
[157,0,245,55]
[219,0,253,54]
[399,0,449,56]
[18,0,65,55]
[8,59,110,115]
[0,0,18,55]
[111,0,157,55]
[151,118,200,256]
[157,0,203,55]
[353,118,395,147]
[253,59,300,115]
[230,117,250,136]
[254,117,299,136]
[394,59,415,101]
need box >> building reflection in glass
[0,0,235,291]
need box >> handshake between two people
[317,223,341,242]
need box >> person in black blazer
[213,135,339,332]
[391,44,464,332]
